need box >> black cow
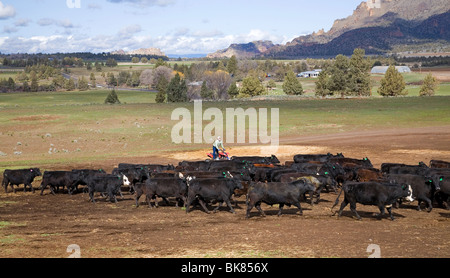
[388,174,440,212]
[70,169,106,194]
[2,168,42,193]
[88,174,130,203]
[330,157,373,169]
[332,181,414,220]
[293,153,344,164]
[430,160,450,169]
[433,175,449,209]
[388,163,429,176]
[135,173,188,208]
[178,161,210,171]
[40,171,85,195]
[185,177,243,214]
[246,180,315,218]
[232,155,280,165]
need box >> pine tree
[239,76,265,98]
[65,78,76,91]
[228,82,239,99]
[105,89,121,104]
[347,48,372,96]
[315,70,332,97]
[200,81,213,99]
[282,71,303,95]
[155,76,168,103]
[227,55,238,76]
[419,73,438,97]
[77,76,89,91]
[30,75,39,92]
[378,65,407,97]
[329,54,349,97]
[166,73,188,103]
[90,72,96,88]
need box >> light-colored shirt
[213,139,224,149]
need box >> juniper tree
[419,73,438,97]
[378,65,407,97]
[282,71,303,95]
[105,89,121,104]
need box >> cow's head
[401,184,414,202]
[270,155,280,164]
[122,175,131,186]
[425,175,441,192]
[185,175,196,186]
[31,168,42,176]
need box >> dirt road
[0,126,449,258]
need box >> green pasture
[0,90,156,107]
[0,89,449,170]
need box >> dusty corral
[0,126,449,258]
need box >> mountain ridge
[207,0,450,58]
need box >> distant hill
[208,0,450,59]
[111,47,166,57]
[265,11,450,58]
[207,40,276,59]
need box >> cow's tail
[331,187,344,212]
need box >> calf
[2,168,42,193]
[88,175,130,203]
[332,181,414,221]
[185,177,243,214]
[246,180,315,218]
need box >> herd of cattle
[2,153,450,220]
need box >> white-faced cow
[332,181,414,221]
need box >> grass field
[0,89,449,171]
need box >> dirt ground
[0,126,449,258]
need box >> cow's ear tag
[325,172,329,175]
[440,178,444,181]
[30,169,33,172]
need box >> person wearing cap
[212,136,225,160]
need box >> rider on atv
[212,136,226,160]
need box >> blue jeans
[213,147,219,159]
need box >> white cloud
[14,18,31,27]
[117,24,142,38]
[0,1,15,19]
[37,18,76,29]
[107,0,175,7]
[0,28,289,55]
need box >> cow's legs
[387,206,395,221]
[293,202,303,216]
[198,199,211,214]
[225,199,236,214]
[375,205,386,220]
[134,192,141,207]
[277,204,284,216]
[255,203,265,217]
[349,202,361,220]
[337,199,348,218]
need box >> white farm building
[371,66,411,74]
[298,69,323,78]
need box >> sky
[0,0,365,55]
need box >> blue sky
[0,0,365,55]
